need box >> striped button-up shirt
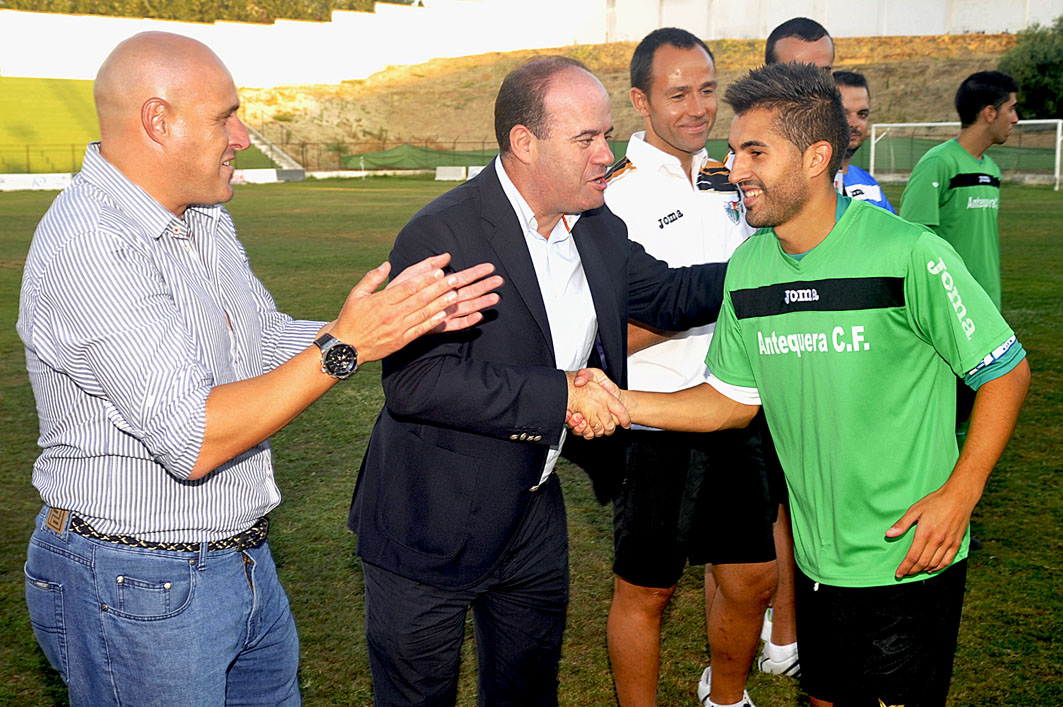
[17,143,323,542]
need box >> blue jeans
[24,506,300,707]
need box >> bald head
[95,32,232,138]
[94,32,248,216]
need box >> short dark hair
[833,70,870,98]
[955,70,1018,127]
[494,56,587,154]
[630,27,714,93]
[724,62,849,177]
[765,17,832,65]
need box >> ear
[981,103,998,125]
[141,97,170,146]
[508,124,536,166]
[630,87,650,118]
[804,140,834,180]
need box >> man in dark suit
[348,56,727,706]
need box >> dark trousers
[362,474,569,707]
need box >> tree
[998,14,1063,119]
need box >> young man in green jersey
[901,71,1019,432]
[572,62,1029,706]
[901,71,1018,312]
[759,15,837,677]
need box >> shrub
[998,15,1063,119]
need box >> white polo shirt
[605,131,754,399]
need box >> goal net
[866,119,1062,191]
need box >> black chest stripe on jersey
[948,173,1000,190]
[731,277,905,319]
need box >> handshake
[564,368,630,440]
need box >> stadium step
[245,126,304,171]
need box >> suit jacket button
[519,433,528,441]
[529,484,540,492]
[509,434,519,440]
[533,435,542,441]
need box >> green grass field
[0,178,1060,705]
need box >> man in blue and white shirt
[833,71,896,213]
[17,31,500,706]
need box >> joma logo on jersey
[657,210,683,229]
[927,257,976,339]
[979,175,993,184]
[783,288,819,305]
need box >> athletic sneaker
[757,644,801,677]
[696,667,756,707]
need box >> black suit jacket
[348,164,725,590]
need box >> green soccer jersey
[706,199,1014,587]
[900,138,1003,310]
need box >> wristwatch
[314,333,358,380]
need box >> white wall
[608,0,1059,41]
[0,2,606,87]
[1,1,1057,88]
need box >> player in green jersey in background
[571,62,1029,706]
[901,71,1019,436]
[901,70,1018,312]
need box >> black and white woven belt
[68,514,269,553]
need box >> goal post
[868,119,1062,191]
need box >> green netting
[341,143,498,169]
[858,136,1057,172]
[338,139,737,170]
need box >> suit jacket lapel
[477,165,555,353]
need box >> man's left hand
[885,483,980,579]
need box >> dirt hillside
[239,34,1015,150]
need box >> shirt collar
[78,142,219,241]
[494,157,580,239]
[626,130,708,181]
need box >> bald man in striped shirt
[17,31,500,707]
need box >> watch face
[324,343,358,378]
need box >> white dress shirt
[495,158,597,483]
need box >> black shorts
[611,412,777,589]
[796,559,968,706]
[762,422,788,510]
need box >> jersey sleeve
[900,155,946,227]
[904,231,1015,378]
[705,285,759,392]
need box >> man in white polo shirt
[603,28,773,707]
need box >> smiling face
[166,58,250,214]
[633,43,717,165]
[839,83,870,157]
[727,108,811,229]
[528,68,615,219]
